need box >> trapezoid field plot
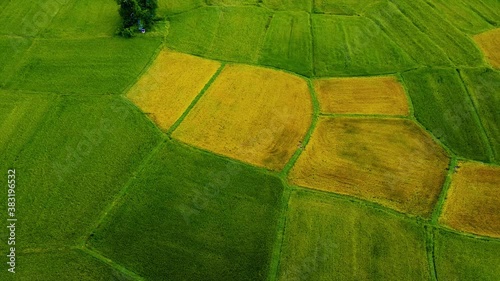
[289,117,450,217]
[439,161,500,238]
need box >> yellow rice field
[127,50,221,130]
[172,64,313,171]
[439,161,500,238]
[313,76,410,116]
[288,117,450,217]
[474,28,500,69]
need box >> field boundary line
[167,63,226,135]
[80,139,167,246]
[396,72,416,117]
[431,157,457,224]
[289,184,425,222]
[319,113,410,119]
[120,40,164,97]
[309,12,316,77]
[10,95,63,163]
[457,69,496,162]
[170,138,278,176]
[280,79,320,177]
[267,182,292,281]
[78,246,145,281]
[410,116,456,158]
[425,225,438,281]
[2,37,37,87]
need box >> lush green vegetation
[390,0,484,67]
[259,11,313,76]
[402,68,491,162]
[434,229,500,281]
[424,0,494,34]
[88,140,284,280]
[365,2,452,67]
[0,0,498,279]
[8,37,162,94]
[0,96,162,249]
[0,250,123,280]
[460,68,500,163]
[278,190,431,280]
[116,0,158,37]
[41,0,121,38]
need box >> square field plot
[88,141,284,281]
[439,162,500,238]
[278,190,431,281]
[289,117,450,217]
[172,64,313,171]
[313,76,409,116]
[127,50,221,131]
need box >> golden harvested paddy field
[474,28,500,69]
[439,161,500,238]
[313,76,410,116]
[127,50,221,130]
[288,117,450,216]
[172,64,313,171]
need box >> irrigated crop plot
[402,68,491,162]
[312,15,415,76]
[127,50,221,131]
[439,161,500,238]
[0,92,56,157]
[40,0,121,38]
[434,229,500,281]
[0,38,32,86]
[474,28,500,69]
[8,37,162,95]
[167,6,272,65]
[289,117,450,217]
[1,96,162,249]
[259,11,313,76]
[425,0,494,34]
[278,190,430,280]
[460,67,500,162]
[88,141,283,281]
[365,2,451,67]
[172,64,312,171]
[390,0,483,67]
[313,76,409,115]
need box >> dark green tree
[116,0,158,37]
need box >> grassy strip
[425,226,438,281]
[267,181,292,281]
[319,113,410,119]
[167,63,226,135]
[431,157,458,224]
[79,246,145,281]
